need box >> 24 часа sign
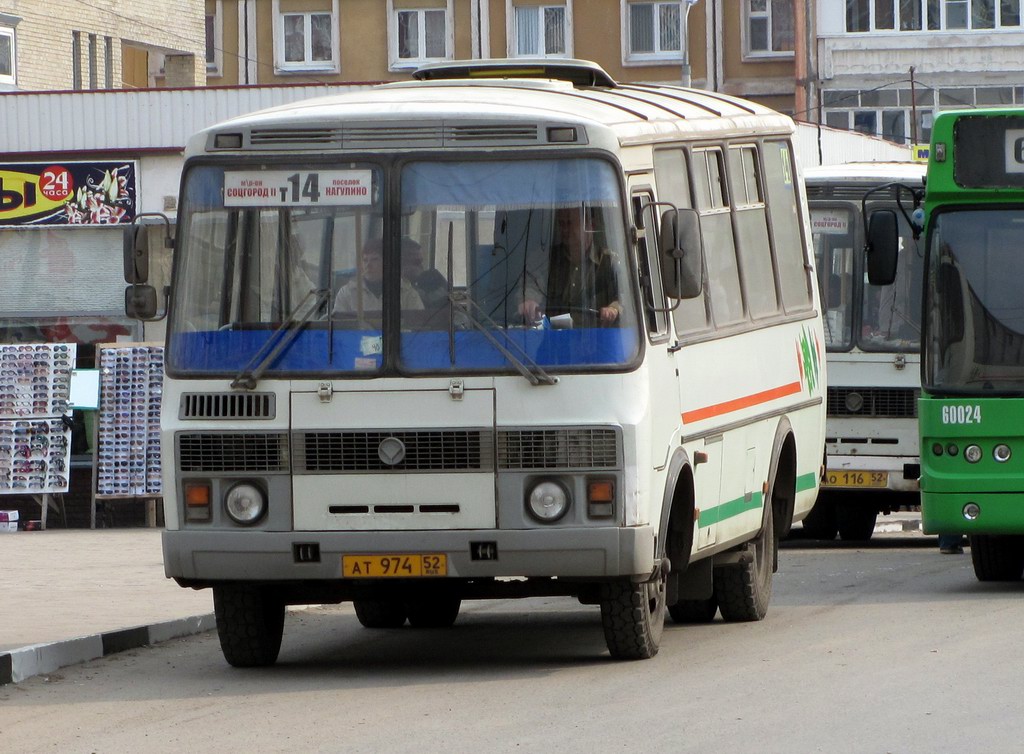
[0,161,137,227]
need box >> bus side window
[728,144,779,319]
[632,191,668,339]
[694,147,744,327]
[763,140,812,313]
[653,147,709,335]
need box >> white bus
[803,162,925,540]
[126,59,826,665]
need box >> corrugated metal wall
[0,85,362,153]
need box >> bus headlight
[527,480,569,522]
[964,444,983,464]
[994,444,1012,463]
[225,482,266,525]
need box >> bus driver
[518,206,623,326]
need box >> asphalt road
[4,533,1023,753]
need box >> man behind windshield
[518,206,623,327]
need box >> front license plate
[342,554,447,578]
[824,470,888,488]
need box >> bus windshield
[167,158,639,376]
[812,202,922,352]
[924,208,1024,393]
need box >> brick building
[0,0,206,91]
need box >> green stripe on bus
[697,472,818,527]
[796,472,818,492]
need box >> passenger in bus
[334,237,424,314]
[517,207,622,326]
[401,240,449,309]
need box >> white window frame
[206,1,224,77]
[844,0,1020,32]
[506,2,573,58]
[272,0,340,74]
[743,0,795,59]
[620,1,684,66]
[388,1,454,71]
[0,24,15,88]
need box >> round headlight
[964,444,983,463]
[994,444,1012,463]
[225,482,266,525]
[527,480,569,522]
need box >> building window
[626,1,682,60]
[0,25,14,87]
[72,31,82,90]
[104,36,112,88]
[512,4,568,57]
[845,0,1018,31]
[205,1,223,76]
[88,33,97,89]
[389,2,452,69]
[272,1,339,73]
[746,0,794,56]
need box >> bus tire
[353,600,408,628]
[406,597,461,628]
[667,592,718,623]
[213,584,285,668]
[801,495,838,540]
[970,535,1024,581]
[837,504,877,541]
[600,567,667,660]
[715,502,773,622]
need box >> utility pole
[910,66,918,145]
[682,0,700,87]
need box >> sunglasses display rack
[95,345,163,499]
[0,343,76,495]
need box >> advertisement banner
[0,161,137,227]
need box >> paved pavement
[0,510,932,685]
[0,529,214,684]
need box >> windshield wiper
[230,288,330,390]
[449,289,557,386]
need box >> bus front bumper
[162,526,657,584]
[921,491,1024,535]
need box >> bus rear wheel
[353,600,408,628]
[667,591,718,623]
[970,535,1024,581]
[837,504,878,541]
[406,597,461,628]
[213,584,285,668]
[801,496,838,540]
[716,503,773,622]
[600,566,667,660]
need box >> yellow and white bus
[804,162,925,540]
[127,59,826,665]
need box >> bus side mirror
[123,224,150,283]
[125,284,158,320]
[865,210,899,286]
[659,207,703,299]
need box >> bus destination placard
[224,170,374,207]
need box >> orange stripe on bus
[682,381,802,424]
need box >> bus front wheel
[353,600,408,628]
[213,584,285,668]
[970,535,1024,581]
[600,564,667,660]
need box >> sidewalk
[0,529,214,684]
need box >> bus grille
[827,387,919,418]
[293,430,495,473]
[177,432,289,472]
[497,428,620,470]
[179,392,275,420]
[806,185,902,200]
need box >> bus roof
[188,60,794,158]
[802,161,925,185]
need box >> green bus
[872,108,1024,581]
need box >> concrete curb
[0,613,216,686]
